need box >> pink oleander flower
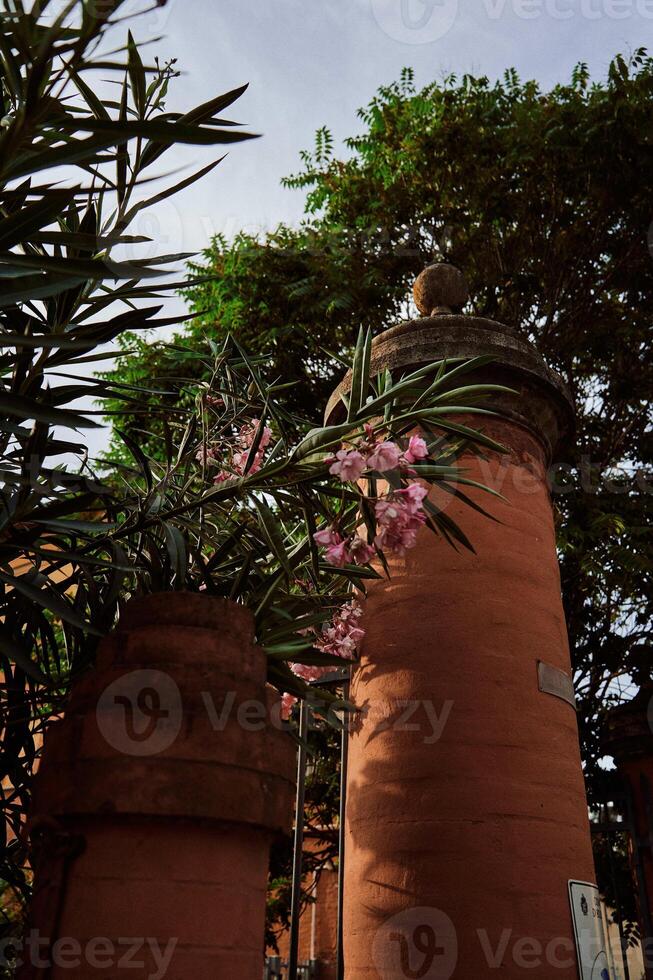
[395,482,429,513]
[232,449,263,476]
[290,605,362,689]
[366,440,402,472]
[238,418,272,450]
[199,418,272,482]
[258,423,273,449]
[314,527,342,548]
[291,663,330,682]
[314,528,347,566]
[374,498,403,526]
[281,692,298,720]
[339,600,363,624]
[226,418,273,476]
[347,536,376,565]
[313,599,365,660]
[205,393,224,408]
[375,521,420,555]
[195,444,218,465]
[329,448,366,482]
[373,482,428,556]
[404,435,429,464]
[313,528,374,568]
[325,539,349,568]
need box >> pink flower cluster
[327,427,428,483]
[231,418,272,476]
[374,482,428,555]
[195,418,273,484]
[314,428,431,566]
[204,393,224,409]
[313,479,429,565]
[195,444,219,466]
[313,527,375,568]
[313,599,364,660]
[281,600,365,719]
[281,692,298,720]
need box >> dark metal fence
[590,778,653,980]
[266,668,349,980]
[263,957,317,980]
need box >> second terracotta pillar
[21,594,295,980]
[327,265,597,979]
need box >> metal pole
[630,775,653,978]
[288,698,309,980]
[336,672,350,980]
[604,803,631,980]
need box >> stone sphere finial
[413,263,469,316]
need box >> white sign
[568,880,611,980]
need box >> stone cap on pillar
[325,263,575,463]
[30,593,296,836]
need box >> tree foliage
[0,0,259,933]
[0,2,506,942]
[108,54,652,805]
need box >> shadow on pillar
[327,264,597,979]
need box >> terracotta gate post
[20,594,295,980]
[326,265,597,979]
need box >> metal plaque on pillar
[568,881,610,979]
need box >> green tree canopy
[107,53,653,796]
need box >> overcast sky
[125,0,651,250]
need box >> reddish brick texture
[20,594,295,980]
[343,417,596,978]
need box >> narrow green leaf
[0,392,101,429]
[253,497,293,578]
[127,31,146,115]
[0,626,48,685]
[0,570,103,635]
